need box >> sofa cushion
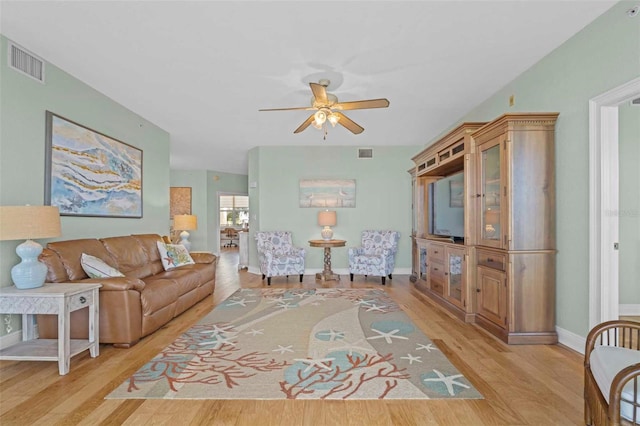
[40,248,69,283]
[81,253,125,278]
[101,236,150,275]
[146,268,201,297]
[157,242,195,270]
[132,234,165,275]
[47,239,117,281]
[590,345,640,422]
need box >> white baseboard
[0,330,22,350]
[620,304,640,316]
[556,326,586,355]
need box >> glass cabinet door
[419,245,428,281]
[479,138,503,248]
[445,247,465,307]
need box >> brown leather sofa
[36,234,217,348]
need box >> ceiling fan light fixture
[311,120,323,130]
[314,109,328,126]
[328,113,340,127]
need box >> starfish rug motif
[106,288,482,400]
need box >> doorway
[218,192,249,250]
[589,76,640,329]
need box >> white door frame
[217,191,248,249]
[589,76,640,329]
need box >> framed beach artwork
[45,111,143,217]
[299,179,356,208]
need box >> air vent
[632,97,640,106]
[358,148,373,159]
[8,42,45,83]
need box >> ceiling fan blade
[310,82,328,104]
[334,112,364,134]
[293,114,316,133]
[259,106,314,111]
[334,98,390,111]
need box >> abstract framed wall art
[45,111,143,217]
[299,179,356,208]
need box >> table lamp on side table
[0,205,61,289]
[174,214,197,251]
[318,210,336,241]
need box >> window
[220,195,249,227]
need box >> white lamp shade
[318,210,336,227]
[0,206,61,241]
[174,214,197,231]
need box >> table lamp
[0,205,61,289]
[173,214,197,251]
[318,210,336,240]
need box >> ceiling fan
[259,79,389,136]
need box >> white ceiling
[1,1,618,174]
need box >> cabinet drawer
[427,244,445,262]
[69,291,94,312]
[429,262,444,288]
[477,250,506,271]
[430,280,444,295]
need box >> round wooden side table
[308,239,346,281]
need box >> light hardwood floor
[0,249,585,425]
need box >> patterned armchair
[348,230,400,285]
[255,231,305,285]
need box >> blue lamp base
[11,239,48,289]
[179,231,192,252]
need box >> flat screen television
[428,171,464,241]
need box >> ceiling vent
[8,41,45,83]
[358,148,373,159]
[631,97,640,106]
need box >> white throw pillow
[81,253,125,279]
[156,241,195,271]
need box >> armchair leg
[262,274,265,280]
[388,274,392,280]
[267,277,271,286]
[381,276,386,285]
[350,273,354,282]
[299,274,303,282]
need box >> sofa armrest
[190,252,217,264]
[76,277,146,292]
[288,247,305,257]
[348,247,365,256]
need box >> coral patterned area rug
[106,288,482,400]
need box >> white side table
[0,283,101,375]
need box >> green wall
[436,1,639,336]
[169,170,248,253]
[0,35,171,336]
[619,102,640,304]
[248,145,417,274]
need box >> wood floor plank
[0,248,586,425]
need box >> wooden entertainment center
[409,113,559,344]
